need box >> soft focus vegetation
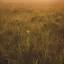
[0,4,64,64]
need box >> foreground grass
[0,5,64,64]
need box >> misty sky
[0,0,64,3]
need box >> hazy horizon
[0,0,64,3]
[0,0,64,10]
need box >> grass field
[0,3,64,64]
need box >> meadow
[0,3,64,64]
